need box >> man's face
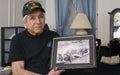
[23,11,45,35]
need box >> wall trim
[13,0,15,26]
[8,0,10,27]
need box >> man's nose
[36,17,40,24]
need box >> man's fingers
[53,67,58,71]
[59,69,65,73]
[53,67,65,73]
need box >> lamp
[70,13,92,35]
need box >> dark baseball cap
[22,0,45,17]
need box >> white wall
[0,0,10,66]
[45,0,56,30]
[97,0,120,46]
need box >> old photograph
[56,39,90,64]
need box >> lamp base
[76,29,88,35]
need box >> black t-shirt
[8,29,59,74]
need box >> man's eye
[30,16,35,20]
[39,15,44,18]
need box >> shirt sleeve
[8,35,24,65]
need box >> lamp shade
[70,13,92,29]
[70,13,92,35]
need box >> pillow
[100,55,120,65]
[100,56,111,64]
[110,55,119,65]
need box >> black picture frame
[50,35,96,69]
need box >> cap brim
[40,8,45,13]
[31,7,45,13]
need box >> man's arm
[12,61,64,75]
[12,61,41,75]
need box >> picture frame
[113,26,120,38]
[50,35,96,69]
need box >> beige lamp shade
[70,13,92,35]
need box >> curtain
[55,0,96,36]
[55,0,70,36]
[79,0,96,34]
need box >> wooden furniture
[109,8,120,40]
[1,27,25,66]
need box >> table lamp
[70,13,92,35]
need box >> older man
[8,1,64,75]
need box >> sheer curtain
[55,0,96,36]
[79,0,96,34]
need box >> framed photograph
[113,26,120,38]
[50,35,96,69]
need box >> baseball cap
[22,0,45,17]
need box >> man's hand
[48,67,65,75]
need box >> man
[8,1,64,75]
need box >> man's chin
[36,30,43,34]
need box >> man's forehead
[29,11,44,16]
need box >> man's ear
[22,20,27,29]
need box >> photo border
[50,35,96,69]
